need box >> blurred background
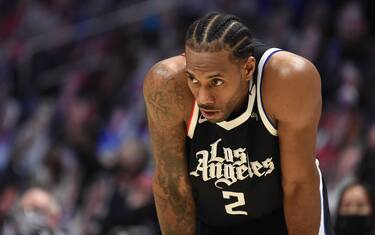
[0,0,374,234]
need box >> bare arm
[265,52,322,235]
[143,62,196,235]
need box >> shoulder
[265,50,320,83]
[144,55,186,85]
[262,51,321,124]
[143,55,193,123]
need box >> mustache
[198,104,219,110]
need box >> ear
[243,56,256,81]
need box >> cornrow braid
[194,12,218,43]
[185,12,253,62]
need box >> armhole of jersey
[316,159,332,235]
[187,100,199,139]
[256,48,282,136]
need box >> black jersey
[185,41,333,235]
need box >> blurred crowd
[0,0,374,234]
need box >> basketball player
[144,12,333,235]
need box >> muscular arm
[264,52,322,235]
[143,62,196,235]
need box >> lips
[200,108,220,119]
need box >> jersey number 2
[222,191,248,215]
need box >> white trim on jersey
[187,101,199,139]
[216,79,256,131]
[256,48,282,136]
[316,159,328,235]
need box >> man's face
[185,47,255,123]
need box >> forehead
[185,47,239,73]
[342,185,369,204]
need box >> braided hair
[185,12,253,62]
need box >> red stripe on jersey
[186,100,196,135]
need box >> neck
[226,88,249,121]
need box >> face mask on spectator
[335,215,373,235]
[13,208,53,235]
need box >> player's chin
[207,112,227,123]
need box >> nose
[196,87,214,106]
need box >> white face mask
[13,208,53,235]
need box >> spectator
[335,182,375,235]
[2,187,64,235]
[98,139,159,234]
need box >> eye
[211,78,224,86]
[187,74,199,84]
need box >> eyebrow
[207,73,223,78]
[186,70,223,79]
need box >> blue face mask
[335,215,374,235]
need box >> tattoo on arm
[149,115,195,234]
[174,81,186,112]
[147,90,170,121]
[144,64,196,235]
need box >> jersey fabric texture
[185,40,334,235]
